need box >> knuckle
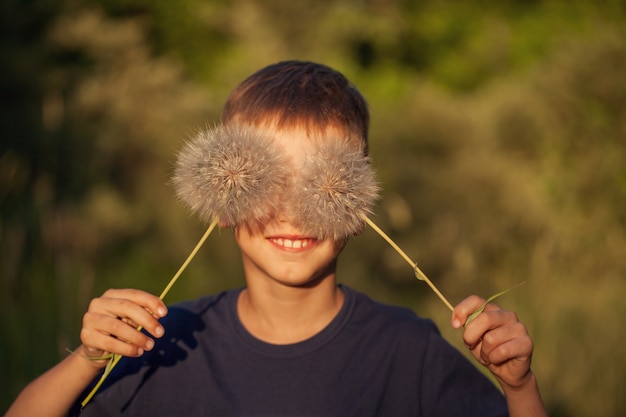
[87,298,101,311]
[462,332,480,350]
[482,331,497,347]
[466,294,485,307]
[114,297,132,309]
[79,327,91,344]
[511,321,529,337]
[520,334,534,353]
[82,311,91,325]
[494,344,510,362]
[82,311,98,328]
[109,317,129,334]
[101,288,117,297]
[506,310,520,322]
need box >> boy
[6,61,547,416]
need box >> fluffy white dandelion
[172,125,288,227]
[292,138,380,240]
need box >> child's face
[233,125,351,287]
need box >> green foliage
[2,1,626,416]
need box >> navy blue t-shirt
[74,286,507,416]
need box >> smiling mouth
[268,237,316,250]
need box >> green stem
[81,218,219,408]
[158,218,219,300]
[362,215,454,312]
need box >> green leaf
[464,282,526,328]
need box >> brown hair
[221,61,369,151]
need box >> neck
[237,279,344,344]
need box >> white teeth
[271,238,310,249]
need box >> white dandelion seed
[172,124,288,227]
[292,138,380,240]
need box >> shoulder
[342,287,507,415]
[345,286,436,326]
[342,286,440,344]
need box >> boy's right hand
[78,289,168,368]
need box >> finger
[81,323,148,358]
[100,288,168,318]
[89,297,164,339]
[480,323,533,366]
[89,295,166,339]
[462,308,519,350]
[120,316,139,328]
[83,312,158,354]
[451,295,486,328]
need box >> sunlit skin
[235,221,345,290]
[234,125,347,286]
[234,126,349,344]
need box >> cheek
[233,225,255,247]
[333,238,348,252]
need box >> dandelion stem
[362,215,454,312]
[81,217,219,408]
[80,355,122,407]
[158,217,219,300]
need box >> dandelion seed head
[172,125,288,226]
[291,138,380,240]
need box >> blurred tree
[1,5,215,407]
[2,1,626,416]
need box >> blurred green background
[1,0,625,415]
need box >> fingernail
[145,339,155,350]
[154,326,165,337]
[451,318,461,329]
[157,306,167,317]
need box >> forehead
[225,109,367,150]
[266,127,364,170]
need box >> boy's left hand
[451,295,534,391]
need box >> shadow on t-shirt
[71,297,216,415]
